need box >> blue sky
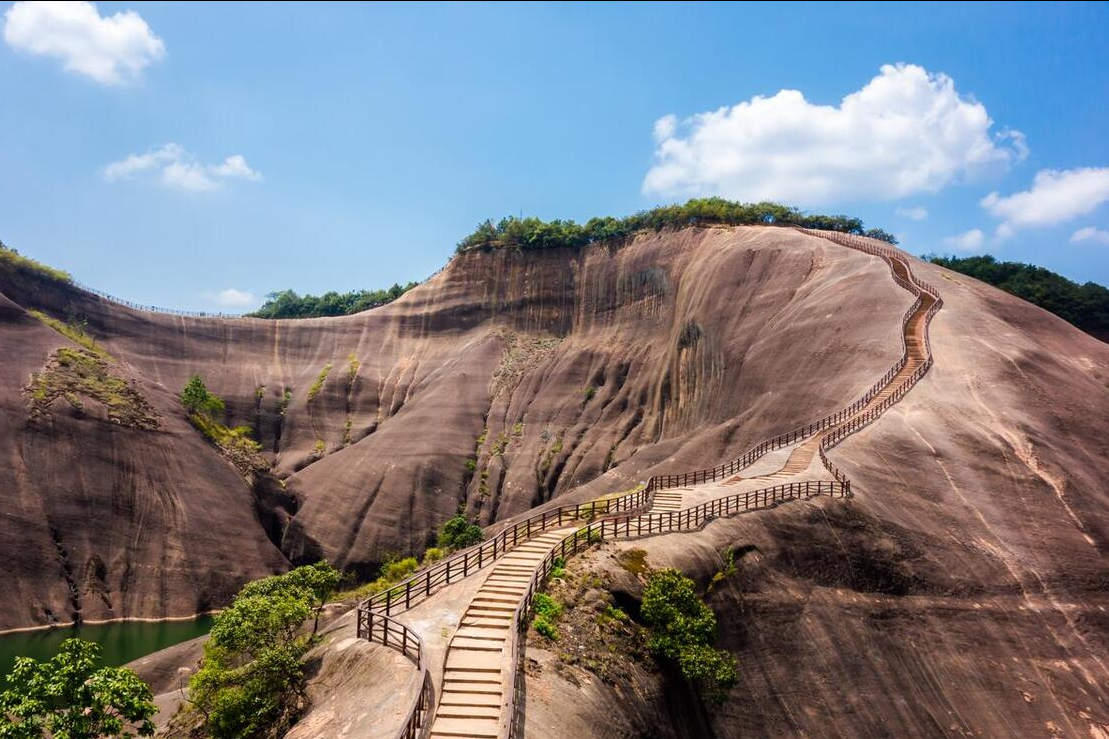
[1,1,1108,311]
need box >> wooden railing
[505,479,848,737]
[359,227,942,739]
[357,609,434,739]
[361,486,654,617]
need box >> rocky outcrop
[0,226,909,629]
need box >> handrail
[357,609,434,739]
[505,479,848,737]
[361,227,942,739]
[360,486,654,617]
[648,228,942,491]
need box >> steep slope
[0,226,908,629]
[519,244,1109,739]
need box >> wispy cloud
[643,63,1026,205]
[941,229,985,252]
[3,1,164,85]
[203,288,257,309]
[895,206,928,221]
[103,144,262,192]
[1071,226,1109,246]
[982,167,1109,241]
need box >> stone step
[429,717,500,738]
[460,616,512,628]
[468,601,516,612]
[474,591,519,600]
[445,652,503,672]
[454,626,509,640]
[436,704,502,720]
[441,680,501,694]
[438,692,502,707]
[451,637,505,652]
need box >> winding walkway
[357,229,942,739]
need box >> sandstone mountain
[6,224,1109,737]
[0,226,901,629]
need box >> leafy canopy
[0,638,156,739]
[249,282,419,319]
[180,375,225,419]
[640,568,737,704]
[456,197,897,253]
[437,514,485,550]
[188,562,341,739]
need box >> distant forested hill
[929,254,1109,342]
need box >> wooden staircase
[428,528,577,738]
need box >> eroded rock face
[0,226,909,629]
[519,253,1109,739]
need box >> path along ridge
[356,229,942,739]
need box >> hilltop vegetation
[457,198,898,253]
[929,254,1109,340]
[0,239,72,284]
[249,283,419,319]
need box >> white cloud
[209,155,262,181]
[3,1,164,85]
[643,63,1025,205]
[1071,226,1109,245]
[981,167,1109,240]
[941,229,985,252]
[103,144,262,192]
[895,206,928,221]
[205,289,256,308]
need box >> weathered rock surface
[521,249,1109,739]
[0,226,906,629]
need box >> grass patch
[181,375,265,473]
[26,348,158,429]
[582,385,596,406]
[27,310,112,360]
[307,362,332,401]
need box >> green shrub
[641,569,737,704]
[180,376,264,468]
[533,615,558,640]
[27,310,111,359]
[437,514,485,550]
[189,562,341,739]
[422,547,445,564]
[532,593,562,619]
[0,638,156,739]
[307,363,331,401]
[181,375,225,419]
[382,557,419,582]
[456,198,891,253]
[549,557,566,579]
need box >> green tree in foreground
[188,562,341,739]
[0,638,156,739]
[640,568,737,704]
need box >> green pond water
[0,616,214,681]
